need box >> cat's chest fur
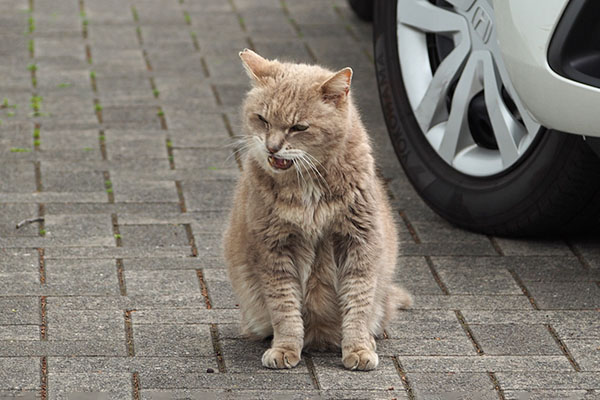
[274,181,340,238]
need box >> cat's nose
[266,143,282,154]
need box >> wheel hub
[396,0,541,177]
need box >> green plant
[83,147,93,151]
[166,139,173,148]
[157,109,164,117]
[33,128,40,139]
[152,88,159,97]
[27,63,37,72]
[94,103,103,112]
[39,229,46,236]
[57,83,72,88]
[114,234,122,239]
[33,139,41,146]
[10,147,31,153]
[89,70,96,79]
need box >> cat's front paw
[261,347,301,369]
[342,348,379,371]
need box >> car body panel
[494,0,600,137]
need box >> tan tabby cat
[223,49,412,371]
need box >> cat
[223,49,412,371]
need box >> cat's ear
[320,67,353,105]
[239,48,277,84]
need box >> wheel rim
[396,0,542,177]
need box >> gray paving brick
[469,324,562,356]
[0,325,39,340]
[131,309,239,325]
[431,257,522,295]
[46,309,124,341]
[563,339,600,371]
[0,358,39,390]
[525,282,600,310]
[0,163,36,193]
[133,324,213,357]
[182,180,236,212]
[400,355,573,372]
[313,356,402,391]
[124,270,199,296]
[119,224,189,248]
[407,372,497,400]
[47,373,131,400]
[0,297,40,325]
[496,372,600,390]
[396,256,444,295]
[494,238,573,256]
[44,258,120,296]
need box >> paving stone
[131,309,240,325]
[0,203,39,237]
[407,372,497,400]
[495,372,600,390]
[525,282,600,310]
[119,224,189,248]
[202,269,238,309]
[313,356,403,391]
[47,373,131,400]
[412,295,533,310]
[44,258,120,296]
[399,355,573,372]
[0,297,40,325]
[139,373,315,390]
[182,180,236,212]
[0,340,126,357]
[562,339,600,371]
[172,148,237,170]
[124,269,199,296]
[0,358,39,390]
[0,163,36,193]
[431,257,522,295]
[0,325,40,340]
[133,324,213,357]
[395,256,445,295]
[469,324,562,356]
[494,239,573,256]
[46,308,124,341]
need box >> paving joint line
[116,258,127,296]
[177,1,210,77]
[392,356,415,400]
[196,269,212,308]
[37,203,45,236]
[112,213,122,246]
[210,323,227,373]
[566,240,592,270]
[455,310,484,355]
[546,323,581,372]
[507,268,539,310]
[488,371,506,400]
[124,310,136,357]
[38,247,45,284]
[132,372,141,400]
[185,223,198,257]
[488,236,504,256]
[399,211,420,244]
[39,295,47,340]
[331,0,373,62]
[425,256,449,295]
[40,356,47,400]
[104,171,114,203]
[303,353,321,391]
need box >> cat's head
[239,49,353,176]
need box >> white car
[352,0,600,235]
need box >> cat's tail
[393,285,413,309]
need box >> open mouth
[268,155,293,170]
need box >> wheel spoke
[415,40,470,132]
[397,0,469,34]
[444,0,477,11]
[482,53,524,167]
[438,55,482,163]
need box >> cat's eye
[290,124,309,132]
[256,114,269,125]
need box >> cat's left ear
[239,48,277,85]
[320,67,353,105]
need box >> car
[351,0,600,236]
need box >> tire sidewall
[373,0,580,233]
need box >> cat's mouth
[268,155,293,170]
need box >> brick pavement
[0,0,599,399]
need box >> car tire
[373,0,600,236]
[348,0,373,22]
